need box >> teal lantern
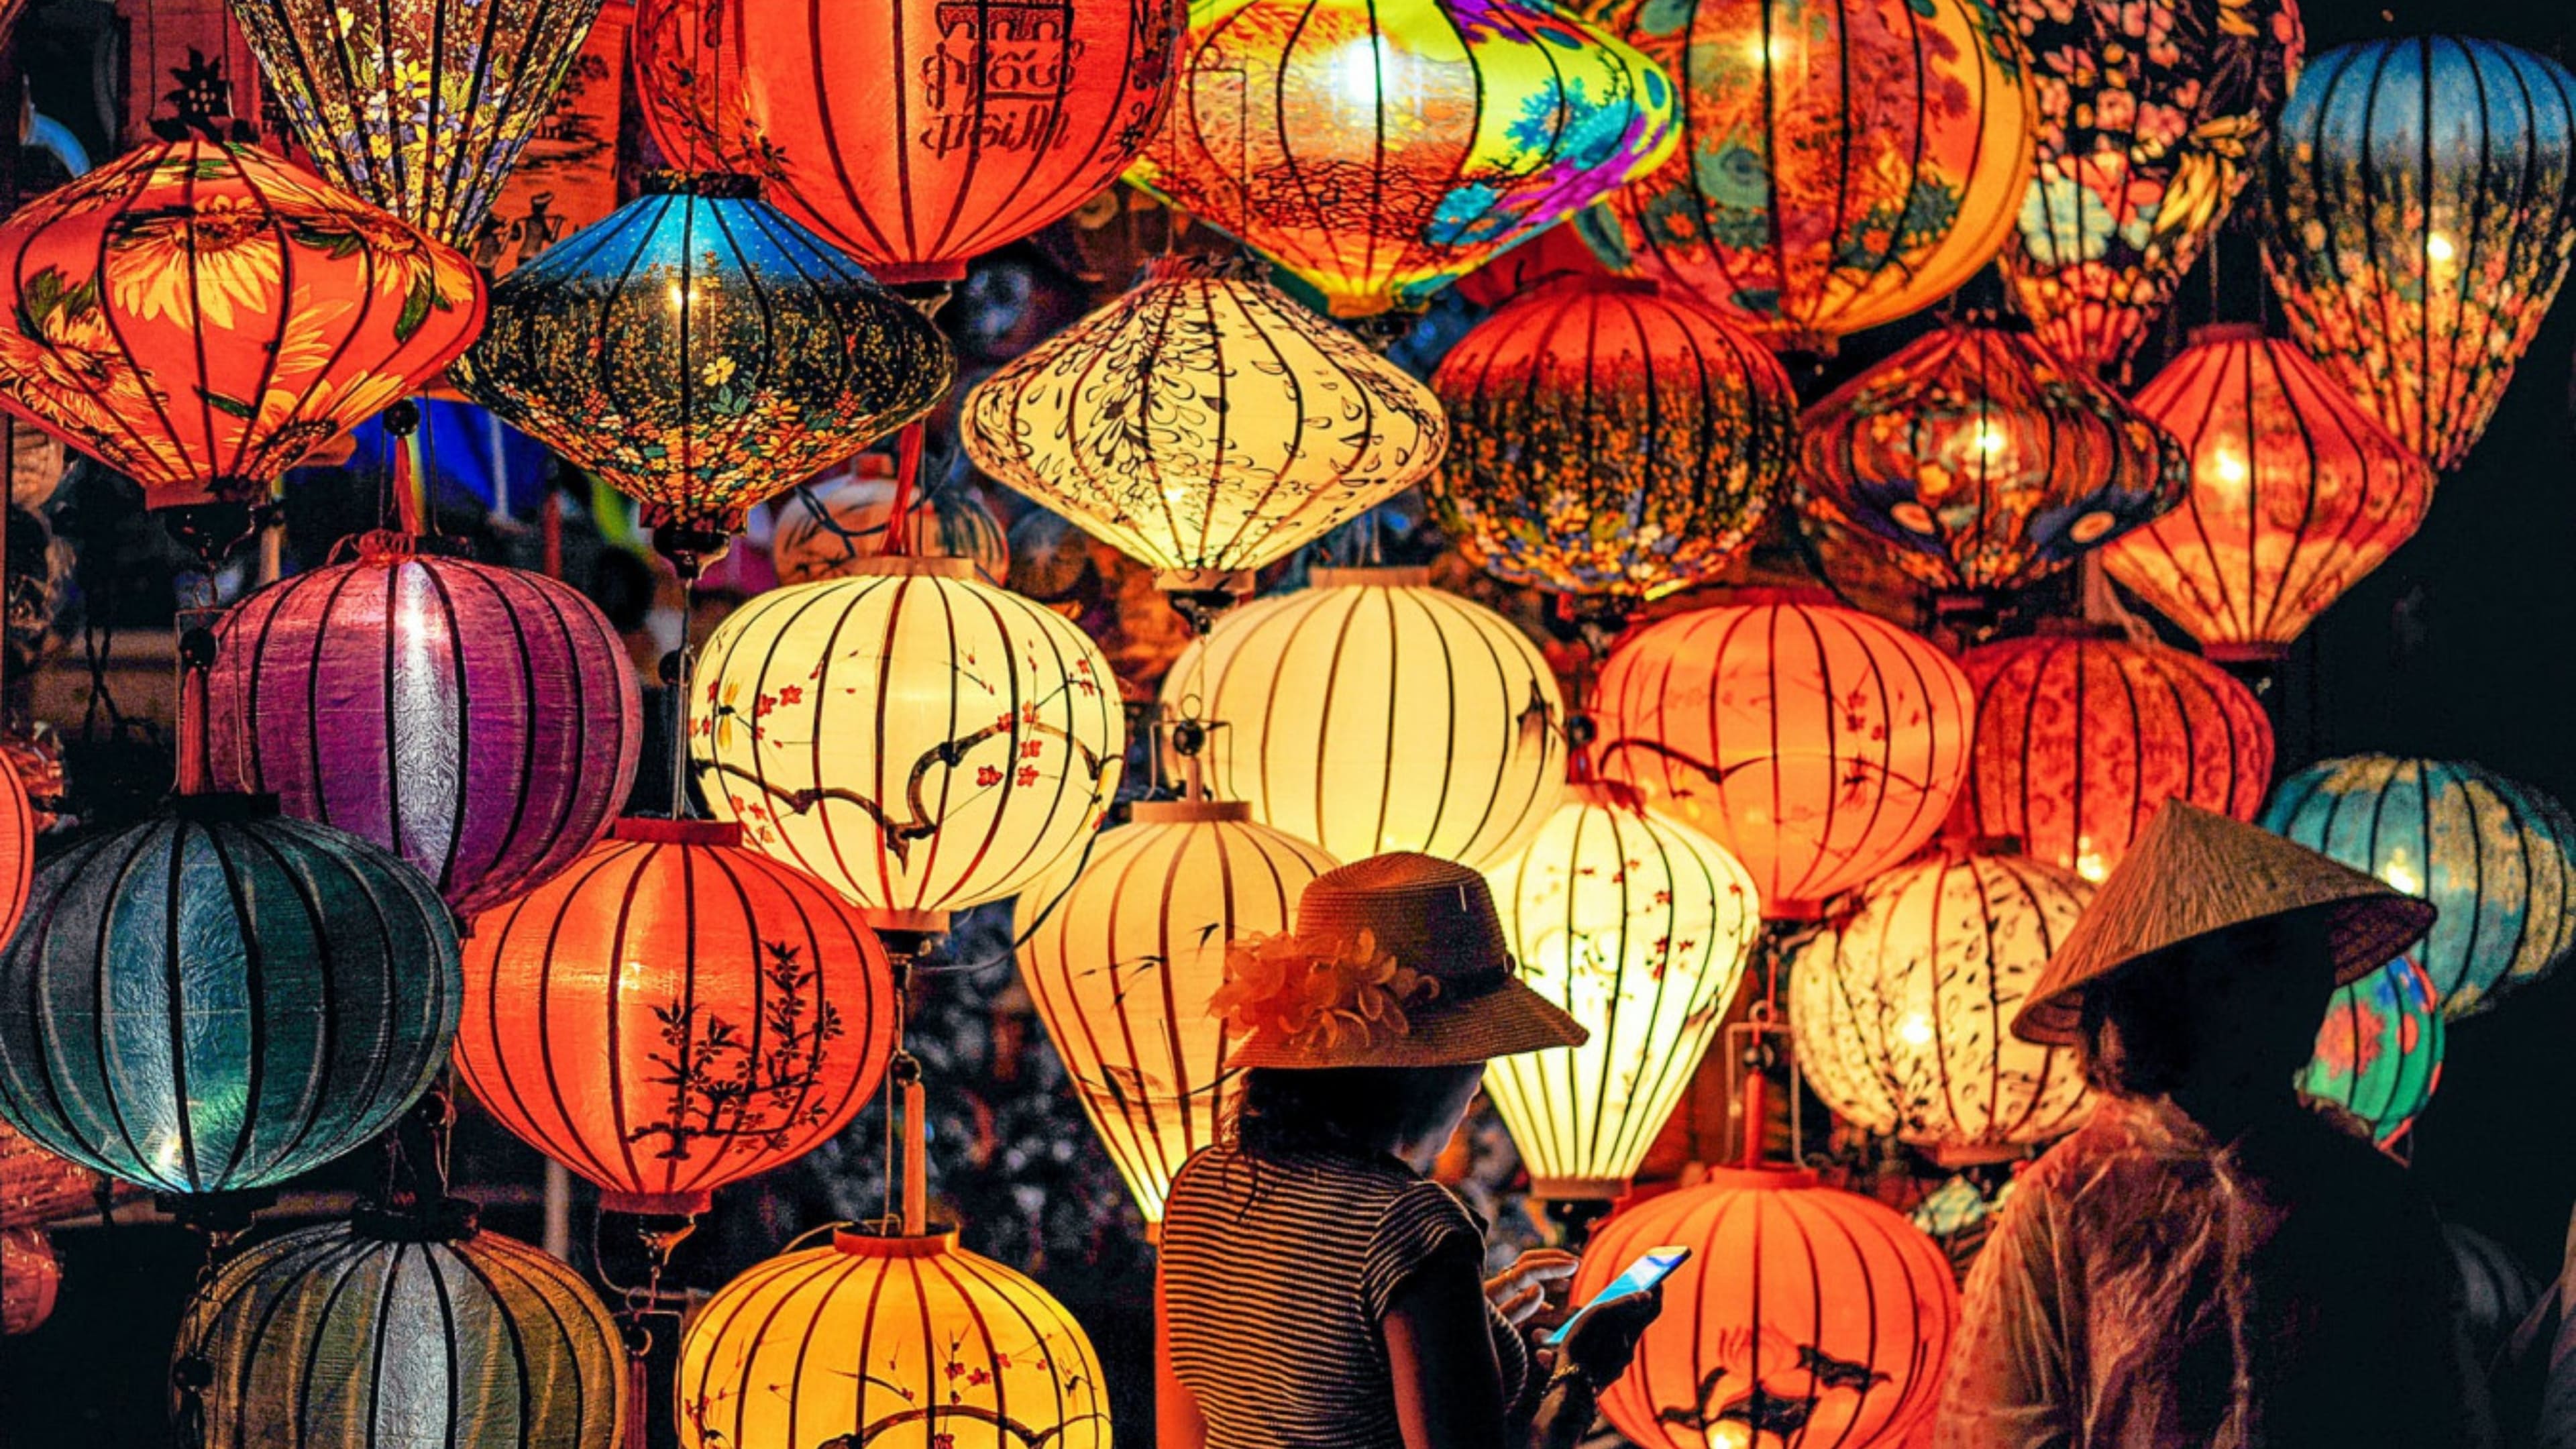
[2298,958,2443,1148]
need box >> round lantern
[451,174,953,537]
[1957,629,2273,883]
[0,796,459,1194]
[770,468,1010,586]
[679,1226,1112,1449]
[1593,597,1975,917]
[1578,1168,1958,1449]
[1796,318,2190,600]
[174,1208,623,1448]
[965,255,1447,592]
[1789,851,2094,1153]
[0,140,483,506]
[2298,957,2443,1148]
[1427,274,1797,599]
[1481,782,1760,1198]
[455,818,898,1214]
[205,533,643,919]
[693,557,1127,928]
[1159,566,1564,870]
[1575,0,2037,350]
[2263,755,2576,1019]
[0,754,28,948]
[2264,37,2576,471]
[0,1228,56,1335]
[2102,325,2434,660]
[1128,0,1680,318]
[1014,796,1338,1222]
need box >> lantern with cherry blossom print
[2298,958,2443,1148]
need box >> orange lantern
[2102,325,2434,661]
[0,756,26,948]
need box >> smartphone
[1542,1246,1691,1346]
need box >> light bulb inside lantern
[1971,422,2009,456]
[2211,446,2249,487]
[2425,232,2456,265]
[1896,1012,1935,1048]
[2378,849,2422,896]
[1323,37,1404,116]
[2074,836,2108,883]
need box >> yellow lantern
[690,557,1127,931]
[1482,781,1760,1199]
[1015,796,1338,1222]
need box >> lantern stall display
[2297,957,2443,1148]
[769,463,1010,587]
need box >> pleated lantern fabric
[0,796,459,1194]
[2298,957,2443,1149]
[1159,566,1565,871]
[455,818,898,1214]
[769,467,1010,586]
[0,754,28,947]
[206,532,643,920]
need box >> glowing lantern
[1788,851,2094,1153]
[693,558,1127,930]
[1578,1168,1957,1449]
[678,1226,1112,1449]
[0,1229,56,1335]
[2102,325,2434,660]
[770,465,1009,586]
[1428,274,1796,599]
[1014,796,1337,1222]
[1575,0,2037,350]
[2298,957,2443,1148]
[1160,566,1564,869]
[1593,597,1975,918]
[1128,0,1680,318]
[0,140,482,507]
[1796,318,2190,601]
[0,756,26,947]
[2264,37,2576,470]
[2263,755,2576,1020]
[964,255,1447,594]
[1481,782,1760,1198]
[1957,629,2273,883]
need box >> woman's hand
[1484,1248,1580,1328]
[1560,1286,1663,1390]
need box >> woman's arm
[1935,1186,2077,1449]
[1157,1267,1210,1449]
[1384,1249,1511,1449]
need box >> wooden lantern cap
[848,555,975,581]
[1310,566,1432,590]
[1693,1165,1820,1192]
[611,817,742,848]
[834,1224,961,1258]
[2188,323,2267,347]
[1130,798,1252,824]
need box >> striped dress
[1162,1144,1534,1449]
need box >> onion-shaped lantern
[964,255,1448,595]
[205,532,642,919]
[2102,325,2434,659]
[1481,782,1760,1199]
[1789,851,2094,1154]
[0,796,458,1194]
[1160,566,1564,870]
[1128,0,1680,318]
[770,464,1009,586]
[1428,274,1796,599]
[1014,796,1338,1222]
[451,174,953,539]
[1576,0,2037,351]
[1796,318,2190,600]
[0,755,27,947]
[2263,37,2576,471]
[1578,1169,1958,1449]
[1594,597,1975,918]
[0,140,482,507]
[1957,629,2272,883]
[679,1226,1112,1449]
[693,558,1127,930]
[2298,957,2442,1148]
[2263,755,2576,1020]
[455,818,898,1214]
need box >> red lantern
[0,755,27,949]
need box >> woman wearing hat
[1156,853,1662,1449]
[1936,801,2492,1448]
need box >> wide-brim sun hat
[2012,798,2437,1046]
[1220,851,1589,1069]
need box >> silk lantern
[1160,566,1564,870]
[2263,755,2576,1020]
[679,1226,1112,1449]
[770,467,1010,586]
[455,818,898,1214]
[0,1228,56,1334]
[2264,37,2576,470]
[1428,274,1797,599]
[2102,325,2434,659]
[1576,0,2038,351]
[2298,957,2443,1148]
[1593,597,1975,918]
[1128,0,1680,318]
[693,557,1127,930]
[0,755,26,947]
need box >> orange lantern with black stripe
[0,756,27,948]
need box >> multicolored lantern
[769,465,1010,586]
[1427,274,1796,599]
[1128,0,1680,317]
[2298,957,2443,1148]
[1576,0,2038,350]
[2102,325,2434,660]
[2263,37,2576,470]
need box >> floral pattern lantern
[1127,0,1680,318]
[770,465,1010,586]
[2264,37,2576,470]
[1428,274,1797,599]
[1575,0,2038,351]
[2102,325,2434,660]
[2298,957,2443,1148]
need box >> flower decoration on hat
[1211,929,1444,1053]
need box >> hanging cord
[663,557,701,821]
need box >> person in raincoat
[1935,800,2493,1448]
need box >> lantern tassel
[881,425,926,558]
[902,1073,927,1235]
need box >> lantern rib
[1114,822,1179,1181]
[262,824,421,1185]
[60,827,160,1179]
[454,1238,574,1445]
[518,847,633,1187]
[415,557,479,897]
[75,164,204,482]
[814,1252,888,1444]
[603,844,662,1198]
[666,850,758,1199]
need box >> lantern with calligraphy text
[2298,957,2443,1148]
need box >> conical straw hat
[2012,799,2435,1046]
